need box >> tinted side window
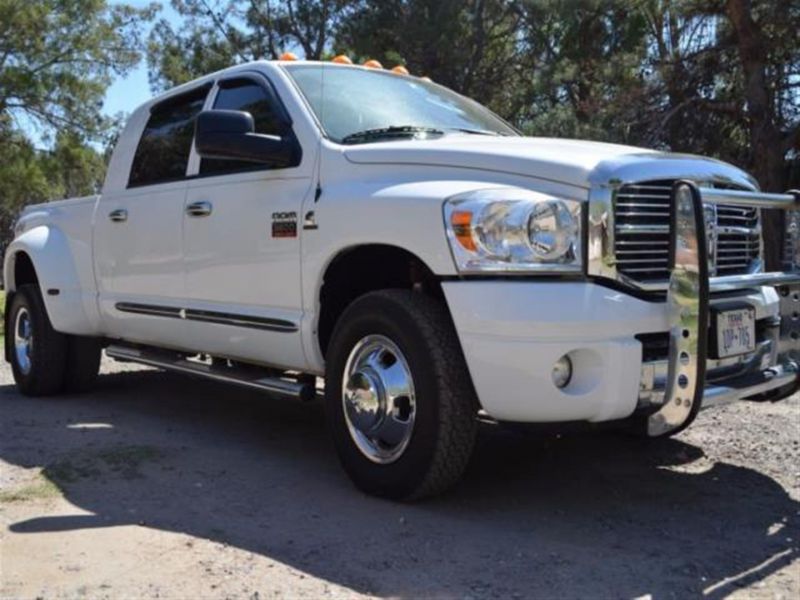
[129,90,208,187]
[200,81,284,176]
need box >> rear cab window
[128,86,210,188]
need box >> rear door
[182,73,314,369]
[94,86,210,347]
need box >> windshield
[284,64,518,143]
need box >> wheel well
[318,245,444,357]
[13,252,38,289]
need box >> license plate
[715,307,756,358]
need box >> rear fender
[3,225,98,335]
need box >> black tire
[324,289,478,500]
[7,284,67,396]
[62,335,102,393]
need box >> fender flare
[3,225,97,335]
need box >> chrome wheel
[341,335,417,464]
[14,307,33,375]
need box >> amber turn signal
[451,211,476,251]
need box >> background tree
[0,0,154,255]
[0,0,155,138]
[335,0,524,117]
[1,0,796,263]
[148,0,357,91]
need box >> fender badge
[303,211,318,230]
[272,211,297,238]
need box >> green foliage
[0,129,107,255]
[336,0,524,117]
[0,1,797,267]
[147,0,359,92]
[0,1,153,255]
[0,0,156,138]
[145,1,798,195]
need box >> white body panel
[3,196,101,335]
[182,168,313,369]
[94,180,190,347]
[444,282,780,422]
[2,60,773,424]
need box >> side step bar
[106,344,316,402]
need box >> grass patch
[0,473,63,503]
[0,445,162,506]
[45,445,163,485]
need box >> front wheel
[324,290,478,500]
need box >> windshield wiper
[446,127,509,137]
[341,126,444,145]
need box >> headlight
[444,188,582,273]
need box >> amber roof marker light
[391,65,410,75]
[363,59,384,69]
[279,52,298,61]
[332,55,353,64]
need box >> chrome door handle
[109,209,128,223]
[186,201,213,217]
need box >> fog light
[552,355,572,388]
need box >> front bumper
[443,182,800,435]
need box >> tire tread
[327,289,478,500]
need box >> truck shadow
[1,367,797,598]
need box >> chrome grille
[614,179,761,281]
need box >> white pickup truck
[5,60,800,499]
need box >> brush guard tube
[647,182,709,436]
[647,182,800,436]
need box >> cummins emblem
[703,203,718,275]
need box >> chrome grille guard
[647,181,800,436]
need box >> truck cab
[4,60,799,499]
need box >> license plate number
[716,307,756,358]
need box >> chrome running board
[106,344,316,402]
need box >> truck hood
[343,136,757,190]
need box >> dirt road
[1,358,798,598]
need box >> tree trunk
[726,0,788,269]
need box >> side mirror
[195,110,294,167]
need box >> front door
[182,74,313,369]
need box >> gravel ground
[1,357,798,599]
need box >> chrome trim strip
[185,309,298,332]
[114,302,298,333]
[116,302,182,319]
